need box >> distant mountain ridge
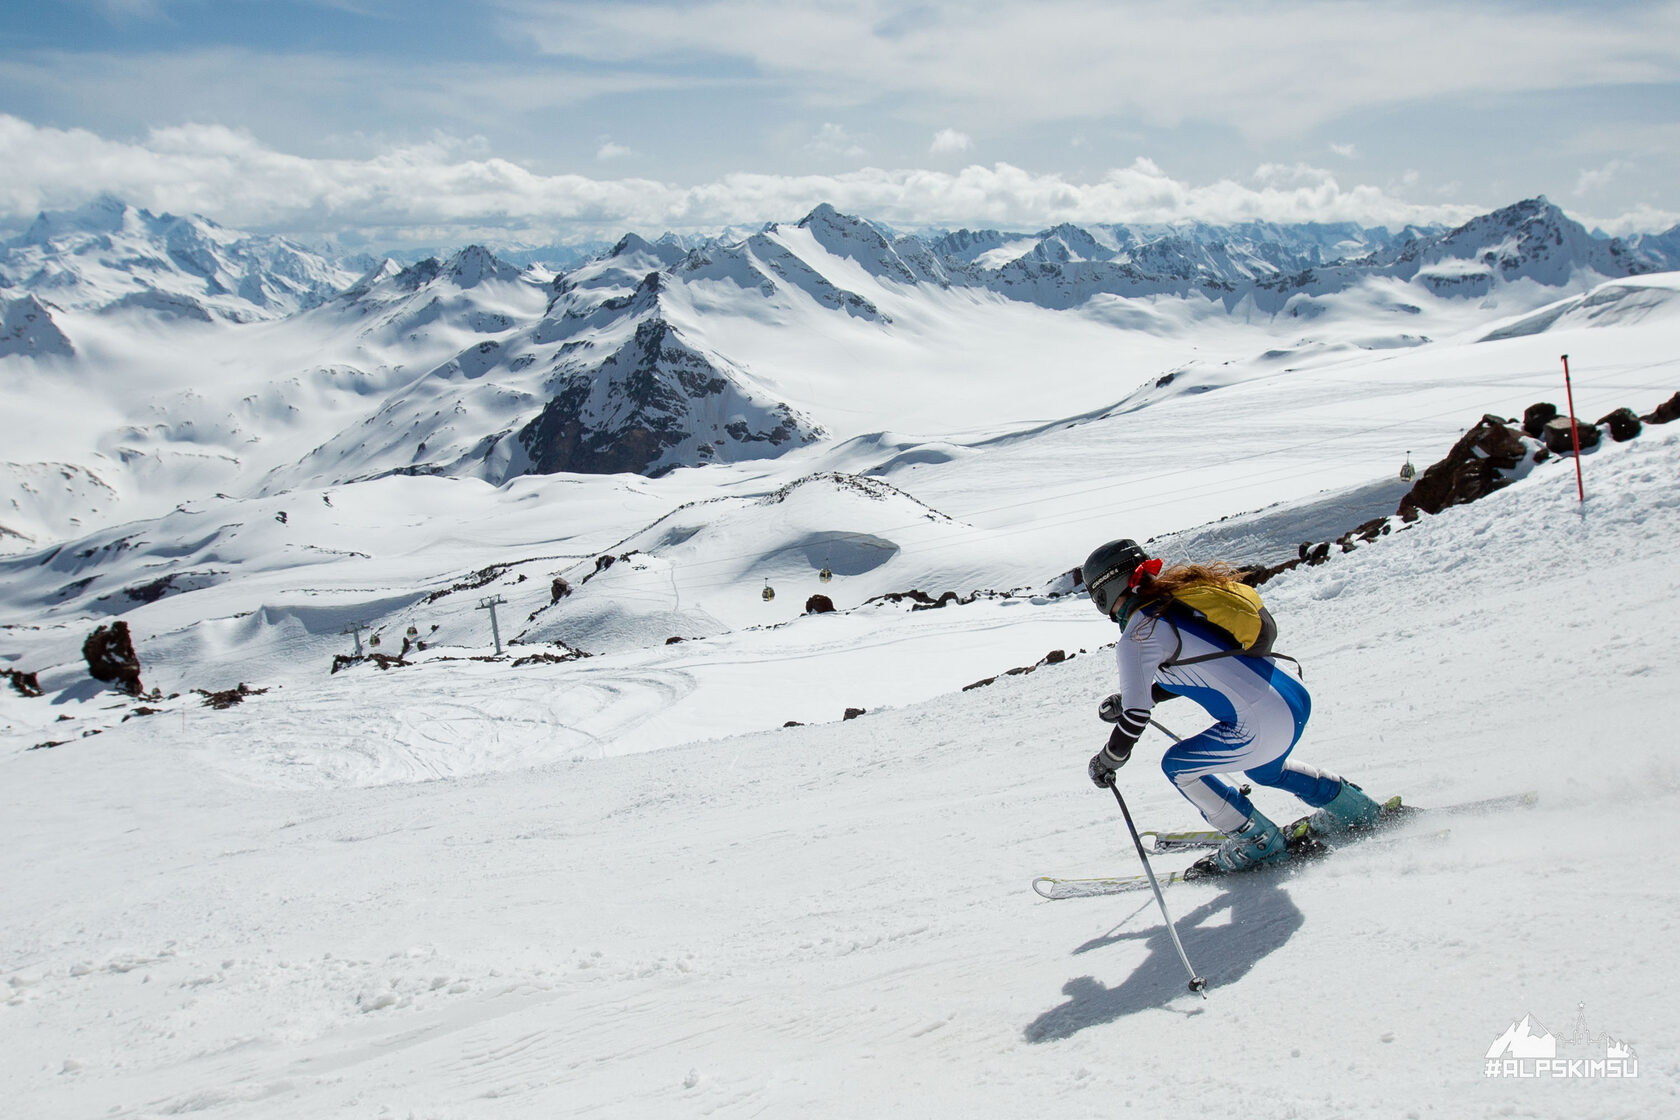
[3,193,1678,544]
[0,194,359,324]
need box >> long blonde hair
[1136,560,1250,601]
[1121,560,1251,637]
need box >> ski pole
[1107,781,1208,997]
[1150,718,1183,743]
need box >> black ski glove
[1087,725,1135,787]
[1100,688,1176,721]
[1097,693,1125,723]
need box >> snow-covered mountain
[0,194,358,325]
[1,195,1675,557]
[3,185,1679,1117]
[0,293,74,357]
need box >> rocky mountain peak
[1,294,75,358]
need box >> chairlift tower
[477,595,508,655]
[340,621,370,657]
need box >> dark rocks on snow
[551,576,572,603]
[866,588,968,610]
[1542,415,1600,455]
[1398,414,1541,521]
[843,707,867,720]
[196,682,268,709]
[1597,407,1643,443]
[805,594,836,614]
[580,552,637,586]
[331,652,410,674]
[963,649,1074,692]
[82,621,144,696]
[1522,401,1558,438]
[1642,391,1680,425]
[511,646,590,667]
[4,667,44,697]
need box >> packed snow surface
[5,424,1678,1118]
[4,203,1680,1117]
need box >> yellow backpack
[1125,580,1285,667]
[1171,582,1268,651]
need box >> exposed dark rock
[843,707,867,720]
[1522,401,1559,438]
[4,668,43,697]
[196,682,268,709]
[331,653,410,674]
[961,649,1074,691]
[422,562,513,604]
[1244,557,1302,588]
[783,720,804,728]
[665,636,686,644]
[511,646,589,666]
[124,574,179,604]
[865,588,971,610]
[1542,415,1600,455]
[1642,392,1680,425]
[1398,414,1540,521]
[550,576,571,603]
[805,594,836,614]
[516,313,817,476]
[82,621,143,695]
[123,706,161,720]
[1597,407,1643,443]
[580,552,638,586]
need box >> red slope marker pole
[1561,354,1585,504]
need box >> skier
[1081,538,1384,873]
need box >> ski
[1033,790,1536,900]
[1034,868,1200,899]
[1141,790,1535,853]
[1033,825,1451,899]
[1140,827,1224,854]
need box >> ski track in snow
[4,429,1680,1117]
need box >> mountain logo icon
[1486,1013,1557,1058]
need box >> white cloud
[1330,142,1359,159]
[1575,159,1628,195]
[805,123,866,159]
[0,113,1577,247]
[596,141,633,161]
[1252,163,1337,189]
[930,128,971,154]
[508,0,1680,141]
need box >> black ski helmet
[1082,538,1150,616]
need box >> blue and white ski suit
[1113,606,1342,832]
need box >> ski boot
[1192,809,1287,876]
[1303,779,1384,837]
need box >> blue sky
[2,0,1677,249]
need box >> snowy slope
[1,195,357,323]
[0,197,1661,566]
[2,407,1676,1118]
[2,196,1679,1118]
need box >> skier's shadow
[1024,876,1304,1042]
